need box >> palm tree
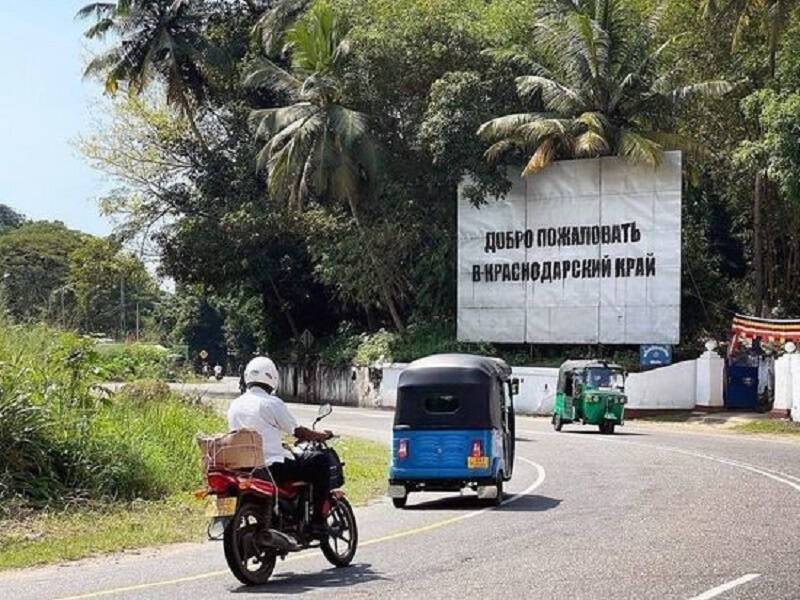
[701,0,798,76]
[479,0,733,177]
[246,3,405,332]
[77,0,211,148]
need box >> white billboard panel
[457,152,681,344]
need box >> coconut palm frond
[477,113,554,141]
[516,76,581,113]
[574,130,611,157]
[575,111,608,134]
[522,136,558,177]
[253,0,312,54]
[665,80,735,104]
[645,131,713,160]
[517,118,572,145]
[618,129,662,166]
[483,140,518,164]
[244,57,302,97]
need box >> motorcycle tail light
[207,472,232,493]
[398,439,409,460]
[470,439,483,457]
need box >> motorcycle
[203,404,357,586]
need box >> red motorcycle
[204,405,358,585]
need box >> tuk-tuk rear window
[424,394,460,413]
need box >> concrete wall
[277,353,723,416]
[626,360,697,410]
[277,363,380,408]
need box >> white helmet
[244,356,280,391]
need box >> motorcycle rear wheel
[321,496,358,567]
[223,500,277,586]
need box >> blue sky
[0,2,111,235]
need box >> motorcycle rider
[227,355,333,534]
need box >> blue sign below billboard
[640,344,672,368]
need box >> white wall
[377,363,405,409]
[510,366,558,414]
[626,359,697,410]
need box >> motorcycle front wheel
[223,500,276,586]
[321,496,358,567]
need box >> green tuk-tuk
[552,360,627,434]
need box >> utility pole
[119,276,126,340]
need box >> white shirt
[227,387,298,465]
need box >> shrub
[93,343,176,381]
[0,322,224,508]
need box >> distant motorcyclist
[227,356,333,533]
[213,364,223,380]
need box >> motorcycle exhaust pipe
[262,529,302,552]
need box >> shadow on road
[561,429,647,437]
[403,493,561,513]
[231,563,386,595]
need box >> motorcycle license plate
[467,456,489,469]
[205,496,237,517]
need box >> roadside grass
[732,420,800,435]
[0,436,388,571]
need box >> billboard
[457,152,681,344]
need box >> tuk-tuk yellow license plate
[205,496,237,518]
[467,456,489,469]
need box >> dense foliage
[0,216,160,338]
[71,0,800,364]
[0,322,223,508]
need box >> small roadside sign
[640,344,672,368]
[199,349,209,360]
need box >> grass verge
[0,436,388,571]
[732,420,800,435]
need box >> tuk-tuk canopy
[395,354,511,430]
[557,360,624,394]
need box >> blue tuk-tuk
[387,354,518,508]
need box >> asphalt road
[2,404,799,600]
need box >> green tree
[247,2,405,332]
[478,0,733,176]
[0,222,86,322]
[78,0,213,147]
[67,237,159,337]
[701,0,799,76]
[0,204,25,234]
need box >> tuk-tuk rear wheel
[493,479,504,507]
[392,496,407,509]
[599,420,616,435]
[552,413,563,432]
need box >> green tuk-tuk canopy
[557,360,624,394]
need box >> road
[2,404,799,599]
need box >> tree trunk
[179,90,209,153]
[347,198,406,334]
[364,303,376,331]
[753,170,765,317]
[264,276,300,339]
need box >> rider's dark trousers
[267,453,331,524]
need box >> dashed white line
[688,573,761,600]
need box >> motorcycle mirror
[313,403,333,430]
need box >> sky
[0,2,112,236]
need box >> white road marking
[517,428,800,494]
[688,573,761,600]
